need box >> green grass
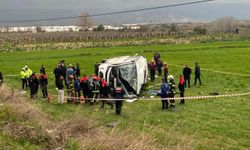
[0,40,250,149]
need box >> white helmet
[168,75,174,80]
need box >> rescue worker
[40,64,46,75]
[157,59,163,76]
[29,73,39,99]
[163,63,169,82]
[91,75,101,104]
[25,66,33,78]
[194,62,202,85]
[75,63,81,78]
[39,73,48,99]
[114,83,125,115]
[100,78,113,109]
[57,75,64,104]
[74,76,81,103]
[183,65,191,88]
[80,75,89,99]
[0,71,3,86]
[160,78,169,110]
[178,75,185,104]
[148,60,157,81]
[20,68,27,90]
[168,75,176,107]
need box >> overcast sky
[0,0,250,25]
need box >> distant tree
[76,12,94,31]
[211,17,237,33]
[94,24,105,31]
[169,24,178,32]
[193,26,207,35]
[36,26,44,33]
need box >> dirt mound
[0,85,157,149]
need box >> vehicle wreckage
[98,55,148,98]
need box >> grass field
[0,40,250,149]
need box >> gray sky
[0,0,250,25]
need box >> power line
[0,0,214,23]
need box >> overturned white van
[98,55,148,97]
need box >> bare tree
[211,17,238,33]
[76,12,94,31]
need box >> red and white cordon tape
[48,92,250,101]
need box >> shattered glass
[119,63,137,92]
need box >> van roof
[104,55,143,65]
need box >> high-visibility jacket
[25,69,33,78]
[20,71,25,79]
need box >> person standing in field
[156,59,163,76]
[194,62,202,85]
[114,83,125,115]
[100,78,113,109]
[168,75,176,107]
[178,75,185,104]
[25,66,33,86]
[39,73,48,99]
[40,65,46,75]
[74,76,81,103]
[160,78,169,110]
[53,64,61,89]
[0,72,3,86]
[80,74,89,99]
[154,52,160,62]
[148,60,157,81]
[75,63,81,78]
[66,64,75,87]
[183,65,191,88]
[163,63,169,82]
[29,73,39,99]
[20,68,27,90]
[57,75,65,104]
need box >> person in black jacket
[53,64,60,88]
[114,83,125,115]
[183,65,191,88]
[194,62,202,85]
[40,65,46,75]
[39,74,48,98]
[29,73,39,99]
